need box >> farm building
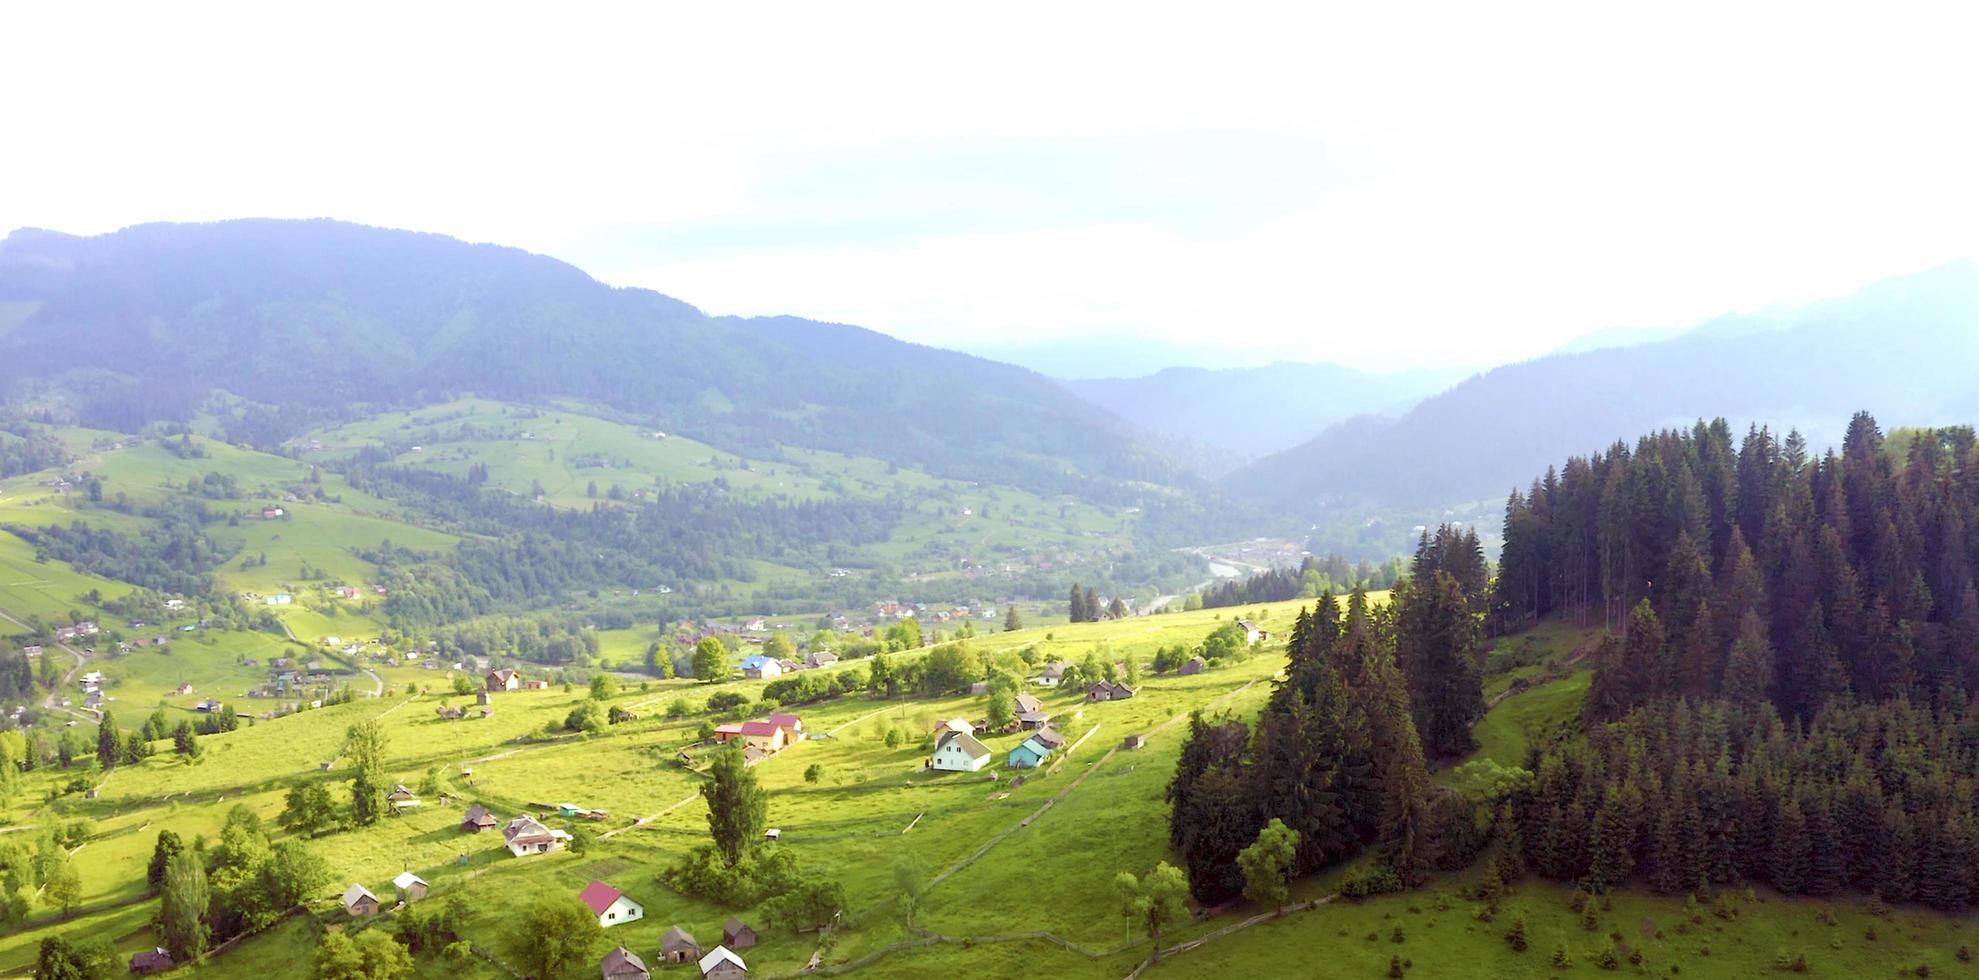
[698,946,748,979]
[386,784,418,804]
[578,879,644,927]
[1179,656,1206,675]
[1007,738,1048,769]
[1029,727,1067,751]
[393,871,429,902]
[129,948,174,974]
[929,730,992,772]
[1034,661,1067,686]
[659,925,701,963]
[461,804,498,832]
[933,717,972,736]
[1121,733,1147,750]
[722,916,758,948]
[1235,619,1269,644]
[768,712,803,736]
[804,650,838,668]
[486,669,520,691]
[342,883,380,916]
[739,654,782,679]
[601,945,651,980]
[1086,680,1136,702]
[522,678,552,690]
[503,815,572,856]
[713,720,788,754]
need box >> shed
[1179,656,1206,675]
[393,870,429,902]
[659,925,701,963]
[698,945,748,979]
[130,948,175,974]
[1121,733,1147,750]
[601,945,652,980]
[722,915,759,949]
[342,882,380,916]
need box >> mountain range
[1227,262,1979,518]
[0,219,1184,498]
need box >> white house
[929,730,992,772]
[1034,661,1067,687]
[579,879,644,927]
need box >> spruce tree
[1769,796,1811,894]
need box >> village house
[461,803,499,832]
[722,916,759,949]
[1086,680,1136,702]
[933,717,972,737]
[173,683,194,696]
[393,871,429,902]
[1236,619,1269,645]
[1034,661,1067,687]
[601,945,651,980]
[713,720,787,754]
[803,650,838,669]
[1007,731,1055,769]
[195,699,224,713]
[660,925,702,963]
[486,668,520,691]
[1179,655,1206,675]
[929,729,992,772]
[768,712,803,738]
[738,654,782,680]
[343,883,381,916]
[698,946,748,980]
[387,783,419,806]
[503,814,572,856]
[20,645,39,658]
[777,658,802,674]
[522,678,552,690]
[1014,692,1051,730]
[337,586,360,599]
[579,879,644,927]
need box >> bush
[1595,942,1620,970]
[1551,943,1572,968]
[1340,864,1404,899]
[1387,955,1403,978]
[1580,906,1600,931]
[706,691,748,712]
[1390,926,1404,943]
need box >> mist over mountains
[1226,262,1979,518]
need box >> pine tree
[1722,610,1774,707]
[1770,796,1811,894]
[1874,797,1918,904]
[1356,646,1433,885]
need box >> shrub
[1340,864,1404,899]
[1551,942,1573,968]
[1389,926,1404,943]
[1387,955,1403,978]
[1580,906,1600,931]
[1595,942,1620,970]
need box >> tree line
[1198,553,1406,610]
[1495,414,1979,718]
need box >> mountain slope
[1063,361,1461,465]
[1228,262,1979,511]
[0,219,1183,496]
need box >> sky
[4,2,1979,373]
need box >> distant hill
[1062,361,1461,468]
[1227,262,1979,512]
[0,219,1185,496]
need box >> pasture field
[0,600,1966,979]
[0,532,128,624]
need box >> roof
[1236,619,1259,630]
[601,945,649,976]
[578,879,625,915]
[505,815,557,841]
[1029,727,1067,748]
[737,720,779,737]
[768,712,802,729]
[463,803,497,824]
[935,730,991,760]
[342,883,378,907]
[661,925,699,951]
[1014,693,1043,713]
[739,654,777,669]
[1040,661,1067,677]
[724,915,752,935]
[698,946,747,974]
[489,668,517,681]
[130,948,174,970]
[392,871,427,889]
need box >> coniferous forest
[1171,412,1979,914]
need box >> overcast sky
[4,3,1978,371]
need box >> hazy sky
[5,3,1978,371]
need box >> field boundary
[1120,893,1339,980]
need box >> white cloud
[4,1,1979,370]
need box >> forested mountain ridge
[1227,262,1979,512]
[0,219,1186,497]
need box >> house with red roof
[578,879,644,928]
[713,720,787,754]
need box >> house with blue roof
[739,655,783,680]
